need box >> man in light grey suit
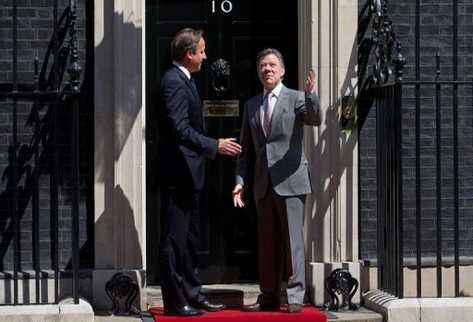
[233,48,320,313]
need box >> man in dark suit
[158,28,241,317]
[233,48,320,313]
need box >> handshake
[217,138,241,156]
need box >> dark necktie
[190,78,198,94]
[190,78,206,130]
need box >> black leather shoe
[192,300,226,312]
[164,305,205,316]
[241,302,279,312]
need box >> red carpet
[149,305,327,322]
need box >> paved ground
[94,314,142,322]
[325,307,383,322]
[94,311,151,322]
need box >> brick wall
[0,0,92,270]
[359,0,473,264]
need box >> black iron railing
[359,0,471,299]
[0,0,81,305]
[372,78,473,299]
[372,83,403,297]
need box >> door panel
[146,0,298,284]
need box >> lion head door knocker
[105,272,140,316]
[210,58,231,98]
[324,268,359,311]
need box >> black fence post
[68,0,82,305]
[52,0,60,304]
[33,56,40,303]
[394,82,403,298]
[414,0,422,299]
[11,0,20,305]
[453,0,460,298]
[435,53,442,298]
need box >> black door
[146,0,298,284]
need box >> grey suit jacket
[236,84,321,200]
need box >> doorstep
[146,284,382,322]
[147,283,260,308]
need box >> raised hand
[305,68,316,93]
[218,138,242,156]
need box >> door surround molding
[92,0,359,309]
[93,0,147,311]
[298,0,360,306]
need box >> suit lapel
[251,93,265,138]
[172,66,204,129]
[174,66,200,101]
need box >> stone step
[146,284,383,322]
[146,283,260,308]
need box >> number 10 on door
[212,0,233,14]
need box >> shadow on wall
[305,3,365,263]
[94,7,143,182]
[93,4,144,269]
[95,184,142,269]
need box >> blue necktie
[190,78,198,94]
[190,78,206,130]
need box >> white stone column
[299,0,360,306]
[93,0,146,311]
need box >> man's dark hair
[171,28,204,62]
[256,48,285,69]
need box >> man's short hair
[171,28,204,62]
[256,48,285,69]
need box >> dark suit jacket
[236,85,320,199]
[158,65,218,190]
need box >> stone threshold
[364,289,473,322]
[0,298,94,322]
